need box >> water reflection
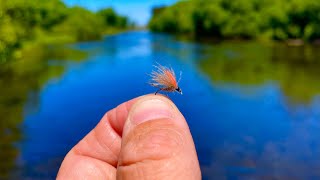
[0,46,86,179]
[202,118,320,179]
[0,31,320,179]
[199,42,320,104]
[194,42,320,179]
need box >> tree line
[0,0,132,62]
[149,0,320,42]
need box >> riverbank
[149,0,320,43]
[9,27,130,63]
[0,0,132,63]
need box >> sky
[63,0,179,26]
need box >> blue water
[9,31,320,179]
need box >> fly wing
[149,64,177,89]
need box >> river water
[1,31,320,179]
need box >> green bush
[97,8,129,28]
[149,0,320,42]
[149,1,194,34]
[52,6,104,41]
[0,0,130,62]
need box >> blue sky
[63,0,178,26]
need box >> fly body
[149,64,182,95]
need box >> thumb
[117,95,201,180]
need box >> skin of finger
[57,94,201,179]
[117,95,201,180]
[57,151,117,180]
[57,96,140,179]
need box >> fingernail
[130,99,174,125]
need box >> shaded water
[0,31,320,179]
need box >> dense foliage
[0,0,130,62]
[149,0,320,41]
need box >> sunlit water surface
[1,31,320,179]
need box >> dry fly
[149,64,182,95]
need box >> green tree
[0,0,130,62]
[97,8,129,28]
[52,6,104,41]
[149,0,320,42]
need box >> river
[1,31,320,179]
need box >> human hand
[57,94,201,179]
